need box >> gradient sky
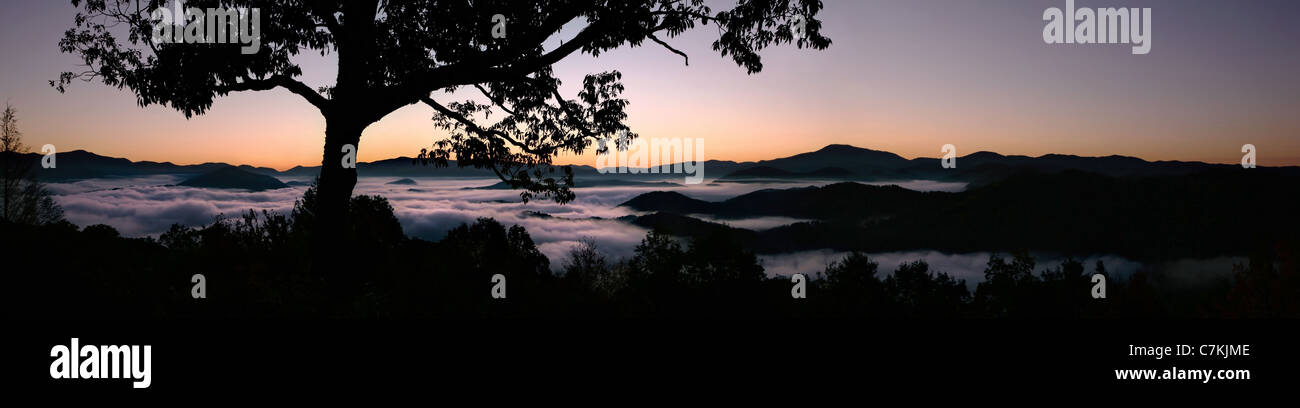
[1,0,1297,170]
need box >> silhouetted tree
[55,0,831,236]
[974,251,1037,316]
[683,230,765,287]
[422,217,553,314]
[441,217,551,279]
[82,223,121,239]
[1038,257,1089,315]
[883,260,968,317]
[816,251,886,315]
[628,229,686,287]
[291,180,404,243]
[562,238,616,296]
[249,181,392,304]
[0,103,64,225]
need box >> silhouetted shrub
[562,238,620,299]
[82,223,121,239]
[974,252,1038,316]
[884,260,968,317]
[816,252,886,316]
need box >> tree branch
[648,33,689,66]
[219,75,330,112]
[519,77,599,139]
[474,84,519,117]
[419,96,556,157]
[394,14,611,106]
[307,3,343,38]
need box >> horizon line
[32,144,1289,172]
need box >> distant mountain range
[719,165,857,179]
[19,150,515,181]
[18,145,1299,187]
[710,144,1300,187]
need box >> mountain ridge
[17,145,1297,182]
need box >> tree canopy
[55,0,831,204]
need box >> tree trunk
[315,117,363,238]
[311,116,366,310]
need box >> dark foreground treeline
[3,186,1298,319]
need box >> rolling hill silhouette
[21,150,256,180]
[755,144,909,173]
[179,166,289,191]
[622,183,932,220]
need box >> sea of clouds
[49,176,968,265]
[46,175,1238,284]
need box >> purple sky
[1,0,1297,169]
